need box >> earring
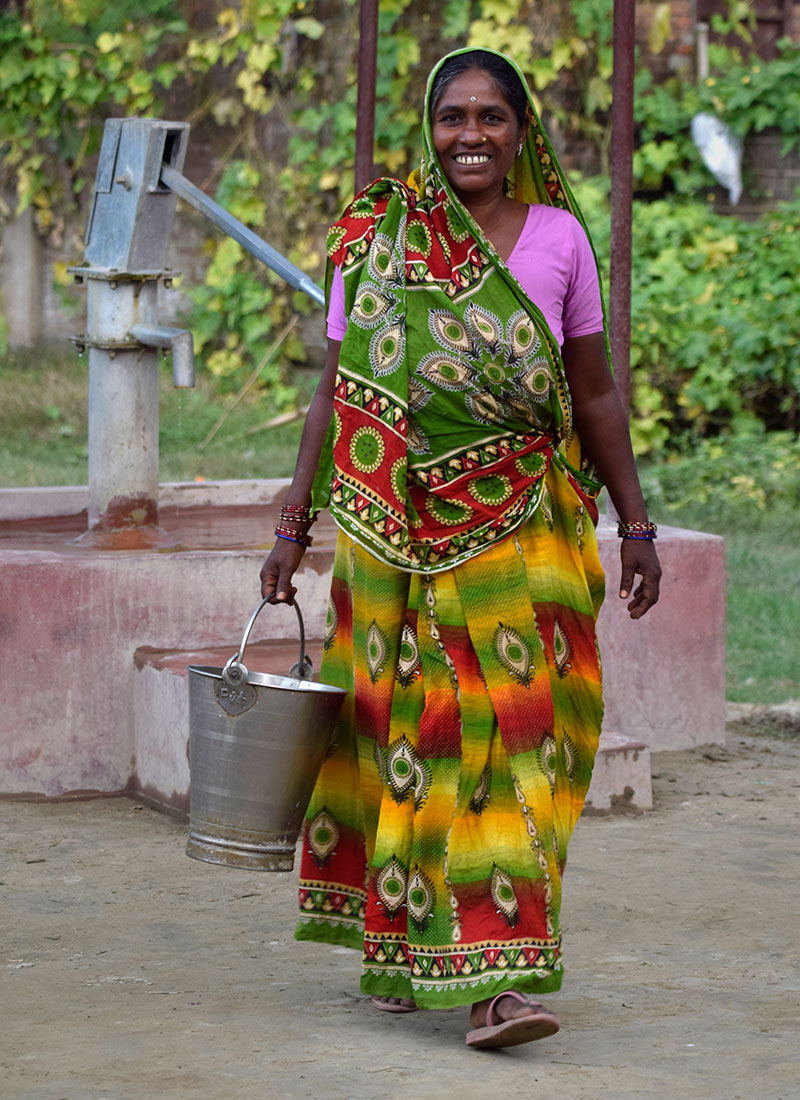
[517,142,524,156]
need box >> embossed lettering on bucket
[186,598,347,872]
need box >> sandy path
[1,730,798,1100]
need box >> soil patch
[2,731,798,1100]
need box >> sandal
[371,996,418,1013]
[466,990,559,1049]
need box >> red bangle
[279,504,316,525]
[274,525,313,547]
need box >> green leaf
[550,40,573,72]
[293,17,324,40]
[648,3,672,54]
[96,31,124,54]
[585,75,612,115]
[442,0,471,38]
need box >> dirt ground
[2,725,799,1100]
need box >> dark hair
[429,51,528,133]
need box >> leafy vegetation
[0,1,188,243]
[639,432,800,532]
[186,160,310,401]
[571,178,800,455]
[635,8,800,195]
[2,3,800,705]
[3,0,800,409]
[0,0,640,386]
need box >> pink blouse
[326,204,604,348]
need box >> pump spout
[129,323,195,388]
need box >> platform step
[585,731,652,813]
[133,645,651,816]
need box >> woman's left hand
[619,538,661,620]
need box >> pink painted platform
[0,481,725,808]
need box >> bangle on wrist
[617,520,657,540]
[274,525,313,547]
[279,504,317,525]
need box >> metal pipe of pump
[159,164,324,307]
[129,323,195,388]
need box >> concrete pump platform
[0,480,725,813]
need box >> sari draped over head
[312,47,607,572]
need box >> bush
[572,181,800,454]
[633,36,800,195]
[639,430,800,532]
[630,198,800,447]
[185,161,308,401]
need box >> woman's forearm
[561,333,650,523]
[281,339,341,509]
[283,390,334,506]
[571,387,650,523]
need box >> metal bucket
[186,598,347,872]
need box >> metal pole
[354,0,379,192]
[610,0,635,416]
[696,21,710,81]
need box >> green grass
[0,348,309,485]
[640,492,800,706]
[0,349,91,485]
[158,381,309,482]
[2,350,799,705]
[723,531,800,703]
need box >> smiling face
[431,68,524,203]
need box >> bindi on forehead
[434,96,513,117]
[435,71,512,113]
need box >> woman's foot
[466,990,559,1049]
[371,995,418,1013]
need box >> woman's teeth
[454,154,490,165]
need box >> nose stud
[482,136,487,143]
[470,96,477,102]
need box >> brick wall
[635,0,800,80]
[636,0,697,79]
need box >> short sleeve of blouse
[326,266,348,341]
[562,219,604,340]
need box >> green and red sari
[296,48,607,1008]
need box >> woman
[260,47,661,1050]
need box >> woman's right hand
[258,339,341,604]
[260,538,307,603]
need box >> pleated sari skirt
[295,461,606,1009]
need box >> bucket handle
[221,598,312,687]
